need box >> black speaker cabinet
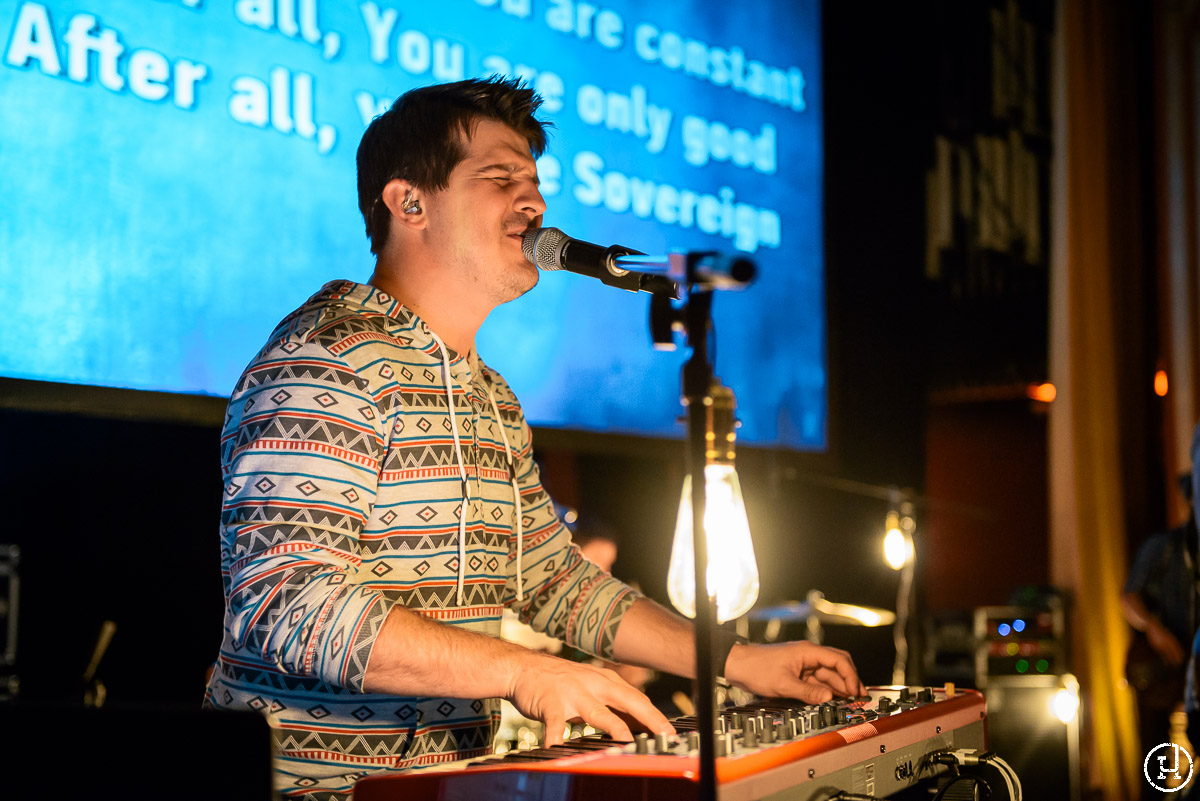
[984,674,1082,801]
[0,703,273,800]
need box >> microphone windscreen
[521,227,568,270]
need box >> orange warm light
[1154,370,1169,397]
[1027,382,1057,403]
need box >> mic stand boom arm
[558,240,679,295]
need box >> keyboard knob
[634,733,649,755]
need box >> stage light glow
[882,510,914,570]
[1027,382,1057,403]
[667,464,760,623]
[846,607,886,626]
[1052,687,1080,724]
[1155,369,1169,397]
[807,595,894,627]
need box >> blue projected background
[0,0,825,450]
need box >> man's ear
[381,179,426,230]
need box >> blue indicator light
[997,623,1011,637]
[1013,619,1026,633]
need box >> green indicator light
[1015,659,1029,673]
[1036,659,1049,673]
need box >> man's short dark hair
[356,76,550,255]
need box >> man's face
[422,118,546,306]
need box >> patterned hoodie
[204,280,640,799]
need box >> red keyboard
[354,685,987,801]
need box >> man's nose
[517,179,546,217]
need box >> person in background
[1123,468,1198,790]
[1175,422,1200,800]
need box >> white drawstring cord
[485,387,523,601]
[429,333,469,607]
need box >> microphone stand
[649,251,754,801]
[683,287,719,801]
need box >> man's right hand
[506,650,674,746]
[364,604,671,745]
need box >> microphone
[522,227,680,296]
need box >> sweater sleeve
[218,336,397,692]
[502,413,642,661]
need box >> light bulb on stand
[883,498,916,684]
[883,509,914,570]
[667,382,759,624]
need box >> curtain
[1050,0,1148,798]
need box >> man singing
[204,76,863,799]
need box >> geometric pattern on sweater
[205,280,641,799]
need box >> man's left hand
[724,641,866,703]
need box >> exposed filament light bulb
[882,510,910,570]
[667,382,759,623]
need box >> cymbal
[749,592,895,627]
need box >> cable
[939,749,1022,801]
[990,765,1015,801]
[997,764,1016,801]
[928,750,961,777]
[932,776,990,801]
[984,755,1022,801]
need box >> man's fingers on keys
[584,704,634,742]
[543,713,566,747]
[611,706,676,738]
[605,684,674,735]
